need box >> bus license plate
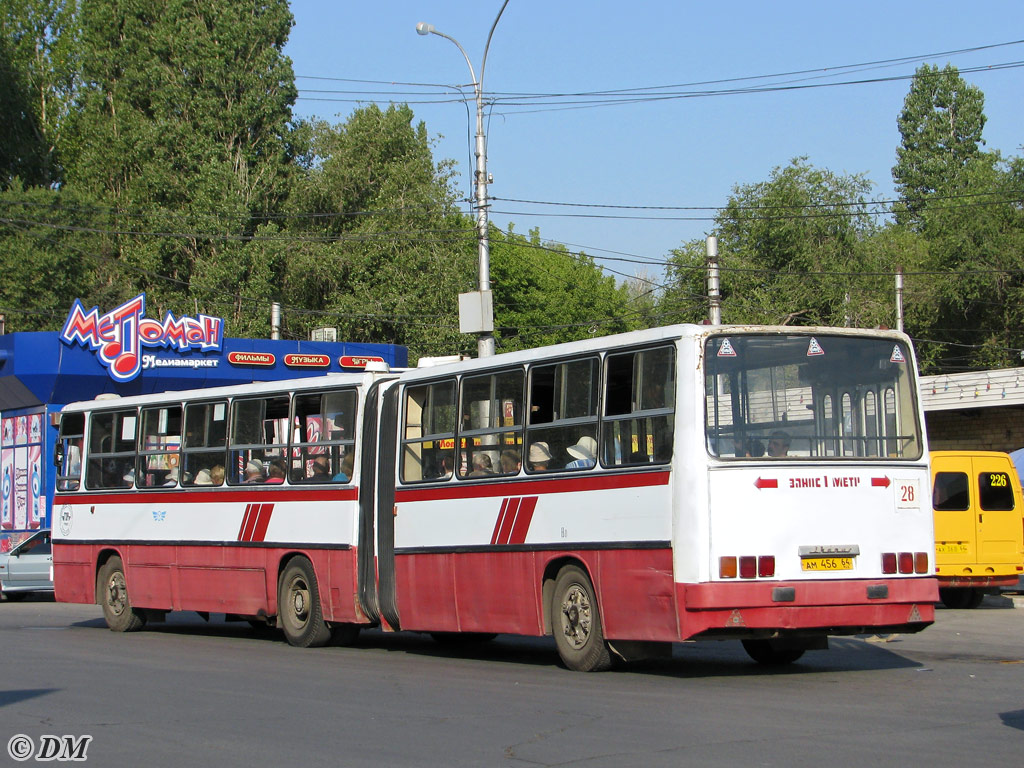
[801,557,853,571]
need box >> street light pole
[417,1,510,358]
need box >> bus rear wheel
[551,565,612,672]
[98,556,146,632]
[277,558,331,648]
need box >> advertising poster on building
[14,444,27,529]
[29,441,42,528]
[1,417,13,530]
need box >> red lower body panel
[679,577,938,638]
[394,548,679,640]
[53,542,363,623]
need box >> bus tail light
[720,555,775,579]
[882,552,929,575]
[739,556,756,579]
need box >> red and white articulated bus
[52,324,938,671]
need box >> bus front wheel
[277,558,331,647]
[98,556,146,632]
[551,565,612,672]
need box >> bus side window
[292,389,357,482]
[525,358,598,473]
[458,369,524,479]
[401,380,456,483]
[86,409,138,489]
[602,346,675,467]
[138,405,182,487]
[182,401,228,487]
[56,412,85,491]
[228,396,289,485]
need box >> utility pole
[895,267,904,333]
[706,236,721,325]
[418,0,510,357]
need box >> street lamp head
[415,22,434,36]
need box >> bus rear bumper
[678,577,938,640]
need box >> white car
[0,529,53,600]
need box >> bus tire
[551,565,612,672]
[98,556,146,632]
[939,587,984,609]
[741,639,805,666]
[277,558,331,648]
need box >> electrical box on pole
[459,290,494,335]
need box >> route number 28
[895,478,920,509]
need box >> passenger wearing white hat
[528,441,552,471]
[243,460,265,483]
[565,435,597,470]
[193,468,213,486]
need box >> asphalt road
[1,595,1022,767]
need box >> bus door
[356,380,401,630]
[971,455,1022,567]
[932,452,1022,570]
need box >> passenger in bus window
[243,461,265,483]
[565,436,597,469]
[310,455,332,481]
[266,459,287,484]
[210,465,225,485]
[500,449,521,474]
[767,431,791,457]
[163,468,179,487]
[469,453,495,476]
[194,469,213,485]
[529,442,553,471]
[334,453,355,482]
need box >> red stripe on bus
[490,498,511,546]
[396,470,670,503]
[508,497,538,544]
[496,498,521,545]
[250,504,274,543]
[239,504,258,542]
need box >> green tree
[893,64,987,225]
[489,226,634,352]
[0,0,77,188]
[278,105,475,358]
[662,158,880,327]
[60,0,297,331]
[0,186,100,328]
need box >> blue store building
[0,295,405,550]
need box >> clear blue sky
[285,1,1024,283]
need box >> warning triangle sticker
[806,337,825,356]
[890,345,906,363]
[717,338,737,357]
